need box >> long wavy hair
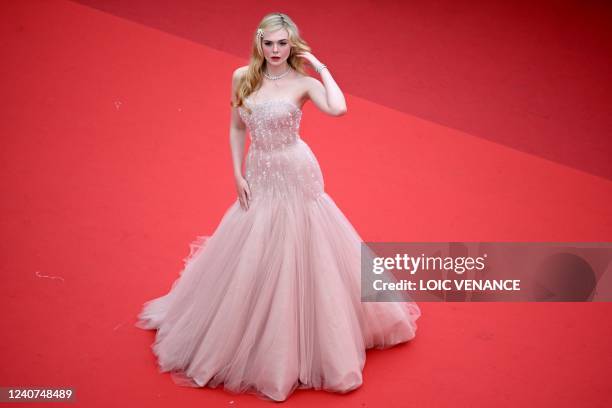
[232,13,311,114]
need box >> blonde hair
[232,13,311,114]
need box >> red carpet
[1,1,610,407]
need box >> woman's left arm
[297,52,347,116]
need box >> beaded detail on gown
[135,98,421,402]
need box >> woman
[136,12,420,402]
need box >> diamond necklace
[263,66,292,80]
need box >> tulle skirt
[136,191,420,401]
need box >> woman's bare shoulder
[233,65,249,79]
[293,71,311,80]
[296,74,321,95]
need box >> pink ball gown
[135,97,421,402]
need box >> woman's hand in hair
[295,51,324,72]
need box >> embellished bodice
[238,99,302,151]
[236,98,324,202]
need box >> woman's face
[261,29,291,65]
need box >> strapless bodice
[237,98,324,201]
[238,99,302,152]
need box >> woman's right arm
[229,66,251,210]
